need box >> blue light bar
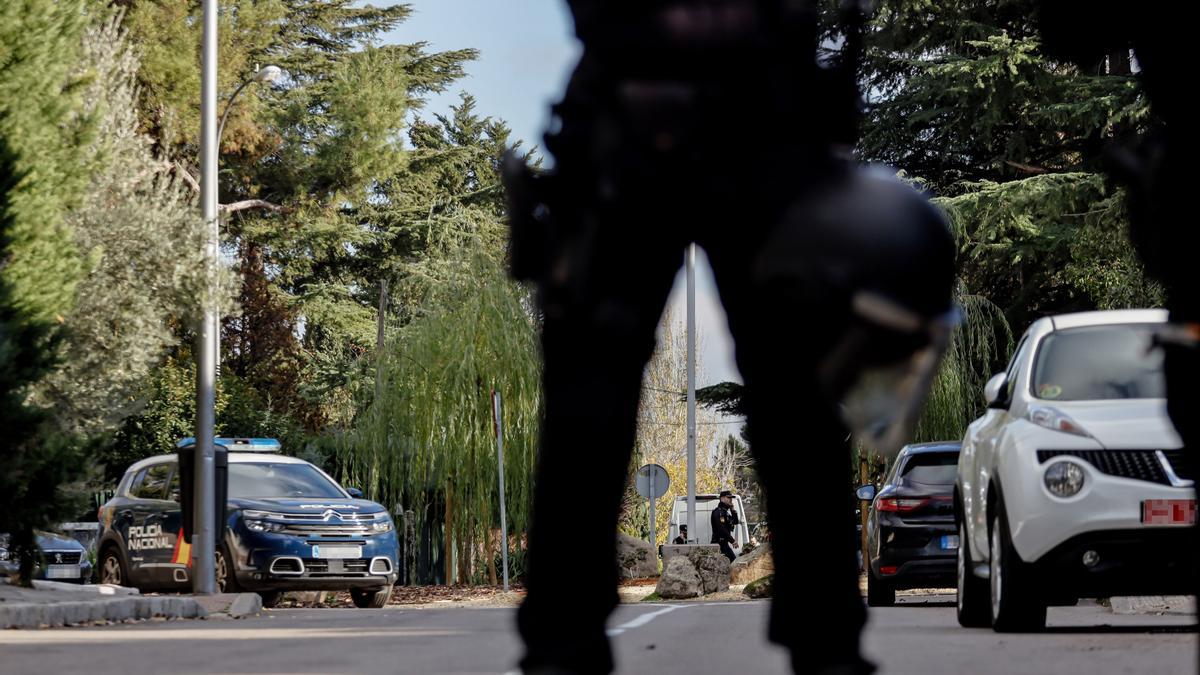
[176,437,282,452]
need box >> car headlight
[365,513,393,533]
[1027,405,1091,437]
[0,547,8,562]
[1044,461,1085,497]
[244,519,285,533]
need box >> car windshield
[227,463,345,499]
[1032,324,1165,401]
[899,452,958,485]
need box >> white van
[667,494,750,548]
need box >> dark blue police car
[97,438,399,608]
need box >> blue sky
[380,0,579,152]
[380,1,741,388]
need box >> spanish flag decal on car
[171,529,192,567]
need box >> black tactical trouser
[717,540,737,563]
[515,133,869,674]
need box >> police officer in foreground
[711,491,740,562]
[507,1,959,673]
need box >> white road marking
[606,604,684,637]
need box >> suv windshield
[227,463,345,499]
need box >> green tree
[36,12,218,438]
[0,0,93,325]
[0,0,96,585]
[335,249,541,586]
[826,0,1161,326]
[119,0,483,433]
[622,307,726,545]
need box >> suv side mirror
[984,373,1009,409]
[855,485,876,502]
[346,487,364,499]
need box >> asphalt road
[0,594,1194,674]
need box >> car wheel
[866,569,895,607]
[956,520,990,627]
[99,547,127,586]
[351,586,392,609]
[215,546,241,594]
[989,503,1047,632]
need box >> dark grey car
[858,442,960,606]
[0,531,92,583]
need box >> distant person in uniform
[711,491,740,562]
[673,524,688,545]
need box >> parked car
[956,309,1195,631]
[858,442,961,606]
[0,531,92,583]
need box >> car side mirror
[855,485,876,502]
[346,487,364,499]
[984,373,1009,409]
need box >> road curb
[0,592,261,628]
[1109,596,1196,616]
[28,581,139,596]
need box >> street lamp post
[193,0,219,595]
[686,244,697,542]
[194,0,282,591]
[217,65,283,146]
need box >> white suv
[956,309,1196,631]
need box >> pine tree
[0,0,95,586]
[826,0,1161,326]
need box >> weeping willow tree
[913,284,1013,443]
[335,248,541,585]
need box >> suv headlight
[1027,405,1092,437]
[1044,461,1086,497]
[244,518,285,533]
[369,513,393,533]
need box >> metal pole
[375,279,388,399]
[860,453,871,572]
[212,213,220,380]
[686,244,697,543]
[649,471,656,551]
[192,0,218,595]
[493,391,510,591]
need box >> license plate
[1142,499,1197,525]
[45,564,81,579]
[312,545,361,559]
[940,535,959,550]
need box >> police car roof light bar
[176,437,282,452]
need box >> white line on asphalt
[499,605,689,673]
[606,604,684,637]
[0,627,465,643]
